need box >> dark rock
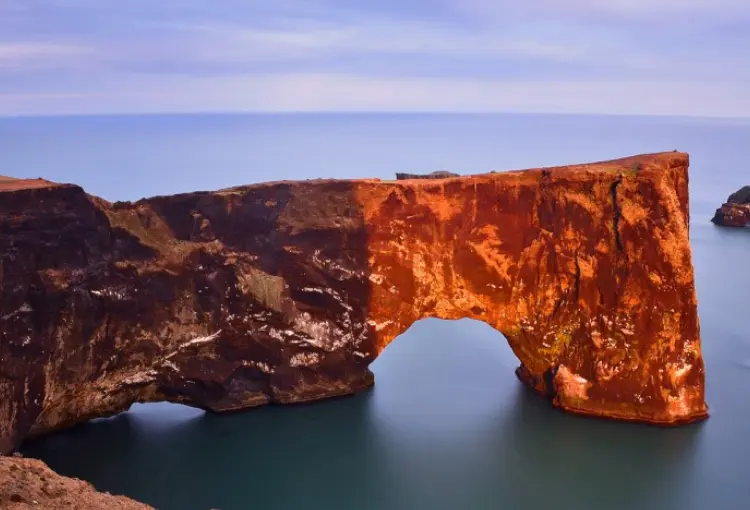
[728,185,750,204]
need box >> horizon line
[1,110,750,122]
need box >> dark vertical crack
[543,365,560,398]
[573,255,581,302]
[610,176,625,253]
[103,312,111,348]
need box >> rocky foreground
[0,152,707,506]
[712,185,750,227]
[0,454,151,509]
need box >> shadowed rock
[1,152,707,458]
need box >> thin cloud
[0,42,91,61]
[453,0,750,21]
[160,20,593,63]
[0,0,747,115]
[2,73,748,118]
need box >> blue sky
[1,0,749,116]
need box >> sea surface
[3,113,750,510]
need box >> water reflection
[23,392,388,510]
[367,379,704,510]
[22,318,707,510]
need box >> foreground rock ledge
[1,152,707,455]
[0,454,152,509]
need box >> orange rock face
[0,152,707,456]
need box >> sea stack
[1,152,707,459]
[711,185,750,227]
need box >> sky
[1,0,749,117]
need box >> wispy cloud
[0,43,92,67]
[0,0,748,116]
[155,20,594,64]
[2,73,747,118]
[454,0,750,21]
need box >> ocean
[3,113,750,510]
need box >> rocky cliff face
[712,185,750,227]
[0,152,707,456]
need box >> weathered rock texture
[0,454,152,509]
[0,152,707,456]
[711,185,750,227]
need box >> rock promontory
[1,152,707,460]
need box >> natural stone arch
[357,153,705,425]
[0,152,706,454]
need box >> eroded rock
[0,152,707,457]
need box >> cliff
[711,185,750,227]
[0,152,707,457]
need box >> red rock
[0,152,708,458]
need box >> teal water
[5,113,750,510]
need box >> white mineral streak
[164,329,223,360]
[311,249,361,280]
[301,287,325,293]
[1,303,33,321]
[289,352,320,367]
[162,360,180,372]
[268,329,285,341]
[300,286,353,311]
[293,312,351,351]
[121,370,158,386]
[242,360,274,373]
[181,329,222,349]
[366,319,393,332]
[91,288,127,300]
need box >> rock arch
[0,152,707,454]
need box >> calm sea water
[4,113,750,510]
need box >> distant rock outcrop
[395,170,459,180]
[712,185,750,227]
